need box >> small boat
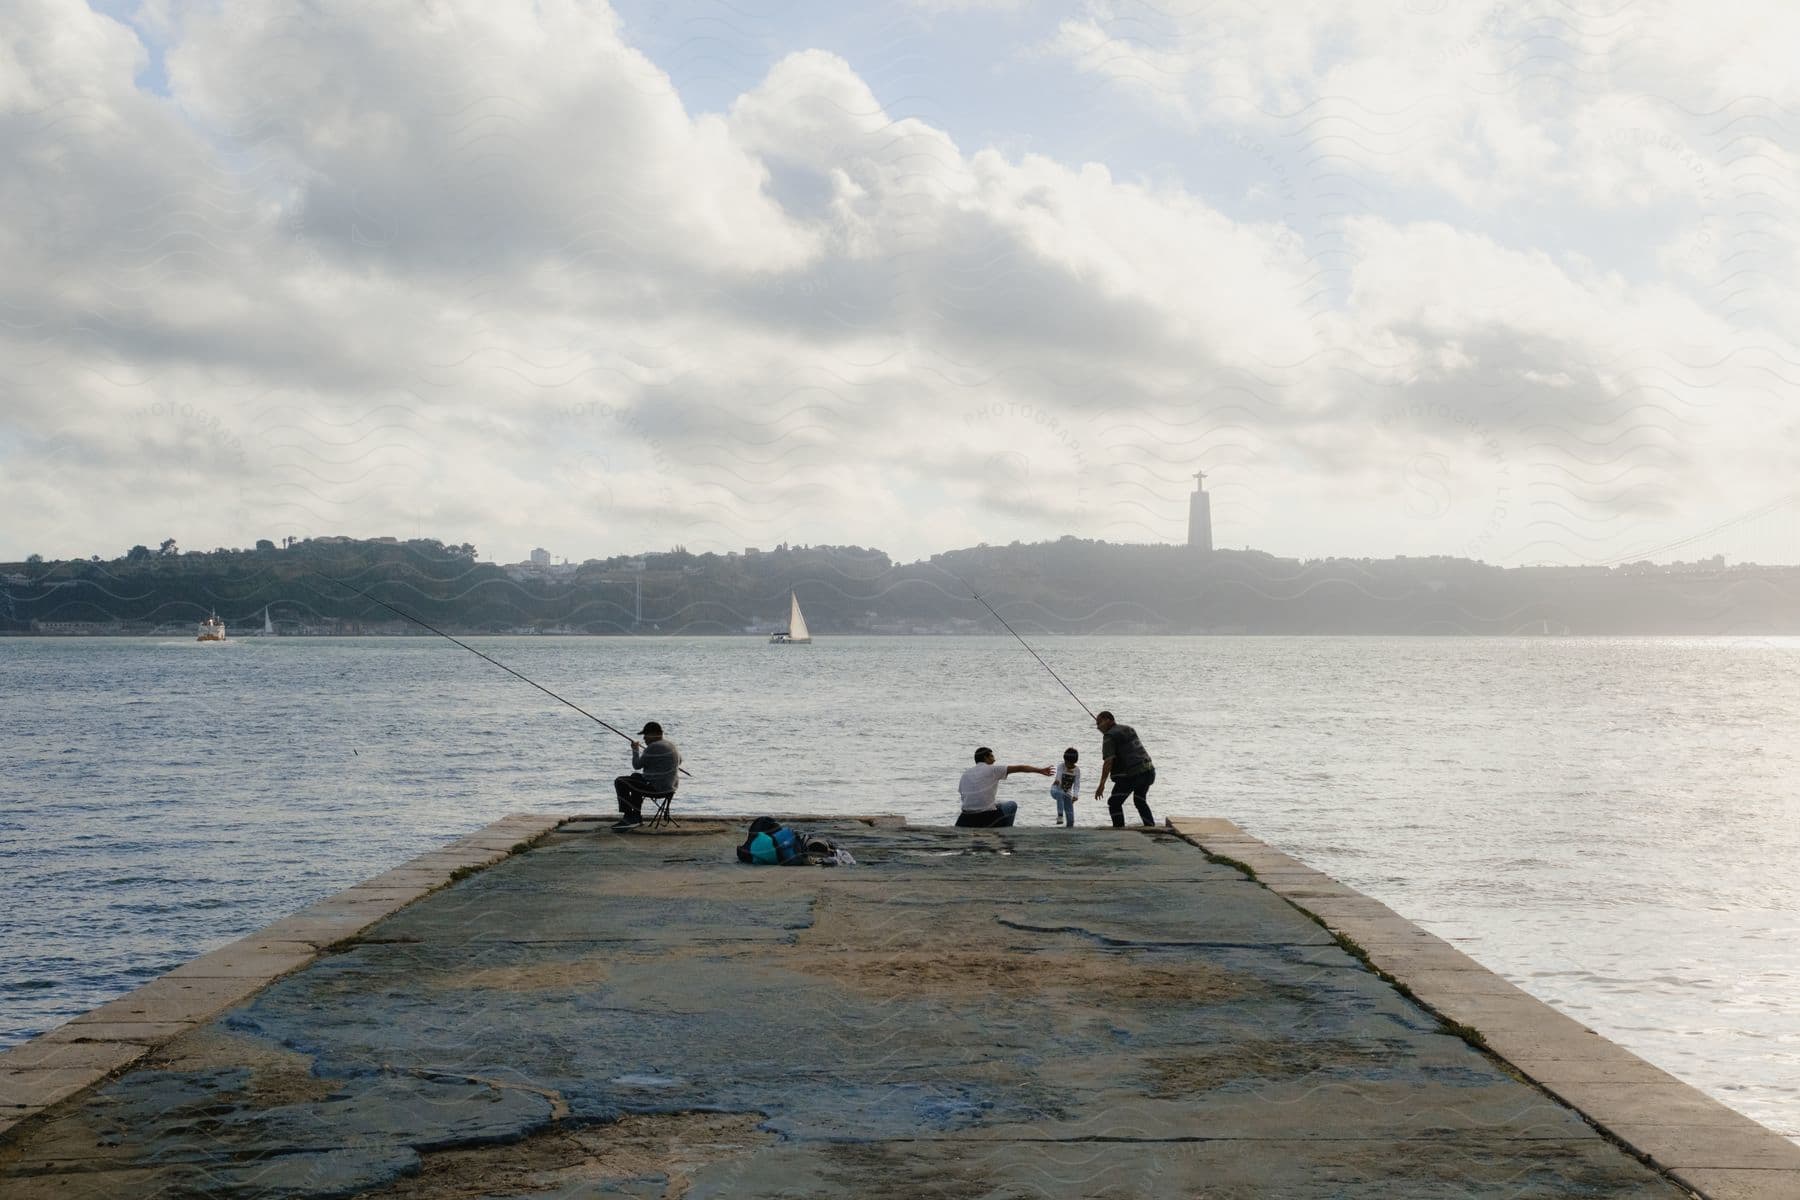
[262,606,273,635]
[769,592,812,644]
[197,612,226,642]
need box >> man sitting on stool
[614,721,682,830]
[956,746,1052,828]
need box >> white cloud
[2,0,1795,566]
[906,0,1031,11]
[1046,0,1800,212]
[163,0,817,277]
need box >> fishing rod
[317,573,691,777]
[959,576,1097,721]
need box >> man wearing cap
[956,747,1053,828]
[613,721,682,830]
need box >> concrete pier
[2,815,1796,1198]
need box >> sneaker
[612,815,642,830]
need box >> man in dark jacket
[613,721,682,830]
[1092,710,1156,828]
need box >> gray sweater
[1101,724,1153,778]
[633,739,683,792]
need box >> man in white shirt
[955,747,1053,828]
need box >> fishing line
[959,576,1096,720]
[317,573,691,777]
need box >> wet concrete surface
[0,820,1691,1198]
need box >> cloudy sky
[4,0,1797,565]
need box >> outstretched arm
[1093,756,1114,798]
[1007,764,1054,776]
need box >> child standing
[1050,747,1082,827]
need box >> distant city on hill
[4,534,1799,636]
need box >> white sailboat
[263,606,274,635]
[769,591,812,644]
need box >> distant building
[1187,469,1213,552]
[530,547,551,567]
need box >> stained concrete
[1174,821,1800,1200]
[0,821,1694,1198]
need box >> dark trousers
[614,773,671,818]
[1107,768,1156,827]
[955,801,1018,828]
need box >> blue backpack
[737,817,806,865]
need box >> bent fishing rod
[958,576,1097,721]
[317,574,691,778]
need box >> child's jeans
[1050,785,1076,825]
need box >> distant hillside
[929,541,1800,636]
[4,536,1799,636]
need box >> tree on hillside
[126,545,151,561]
[158,538,178,556]
[26,553,42,564]
[255,539,276,552]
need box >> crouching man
[956,746,1052,828]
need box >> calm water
[2,635,1797,1140]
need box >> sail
[263,607,274,634]
[788,592,810,641]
